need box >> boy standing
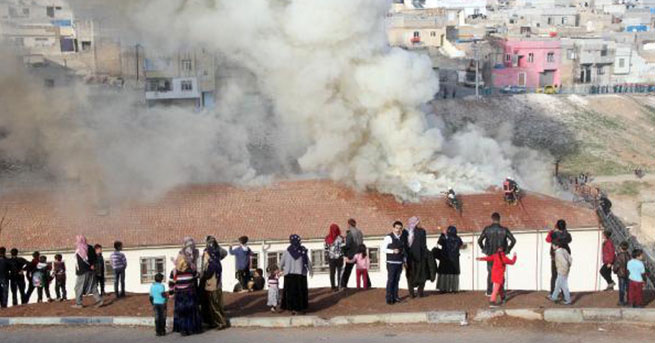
[149,273,168,336]
[110,241,127,298]
[8,248,28,306]
[94,245,106,296]
[229,236,252,292]
[627,249,647,308]
[549,241,572,305]
[600,231,616,290]
[53,254,67,301]
[381,221,407,305]
[613,241,630,306]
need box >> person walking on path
[324,224,344,291]
[404,216,436,298]
[434,226,465,293]
[548,240,572,305]
[229,236,252,292]
[613,241,630,306]
[476,247,517,307]
[381,221,407,305]
[341,218,364,290]
[546,219,572,294]
[478,213,516,296]
[110,241,127,298]
[201,236,228,330]
[72,235,103,309]
[8,248,28,306]
[600,230,616,290]
[171,237,203,336]
[280,234,312,315]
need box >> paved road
[0,324,652,343]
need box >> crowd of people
[0,214,650,337]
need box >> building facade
[492,37,561,88]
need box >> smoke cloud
[0,0,555,202]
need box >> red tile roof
[0,180,599,251]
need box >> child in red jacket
[477,247,517,307]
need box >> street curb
[0,309,653,328]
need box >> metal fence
[597,208,655,289]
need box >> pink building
[492,38,561,89]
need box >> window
[619,58,625,68]
[527,53,534,63]
[44,79,54,88]
[104,260,115,283]
[311,250,329,273]
[413,31,420,38]
[181,80,193,91]
[250,252,259,271]
[567,49,576,60]
[597,66,605,75]
[546,52,555,63]
[505,53,511,62]
[81,41,92,51]
[562,17,567,25]
[547,17,553,25]
[368,248,380,271]
[46,6,54,17]
[430,31,436,37]
[267,251,283,270]
[181,59,192,72]
[601,45,608,57]
[22,8,29,16]
[140,257,165,284]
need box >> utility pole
[474,40,480,99]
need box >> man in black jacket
[546,219,572,293]
[478,212,516,295]
[341,218,364,289]
[8,248,28,306]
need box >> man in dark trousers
[0,247,9,308]
[8,248,28,306]
[381,221,407,305]
[341,218,364,289]
[404,216,434,298]
[23,251,40,303]
[546,219,572,294]
[478,213,516,296]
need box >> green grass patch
[596,181,650,196]
[559,152,627,176]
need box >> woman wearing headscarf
[171,237,203,336]
[324,224,344,291]
[201,236,229,330]
[280,234,313,315]
[404,217,436,298]
[434,226,466,293]
[72,235,102,309]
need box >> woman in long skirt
[434,226,465,293]
[201,236,229,329]
[280,234,313,315]
[172,237,203,336]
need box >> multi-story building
[387,10,448,49]
[143,48,216,109]
[491,37,561,89]
[401,0,488,18]
[566,38,616,88]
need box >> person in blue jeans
[149,273,168,336]
[110,241,127,298]
[381,221,407,305]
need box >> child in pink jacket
[346,244,370,289]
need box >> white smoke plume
[127,0,553,198]
[0,0,554,202]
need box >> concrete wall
[13,227,605,306]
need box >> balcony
[410,36,421,44]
